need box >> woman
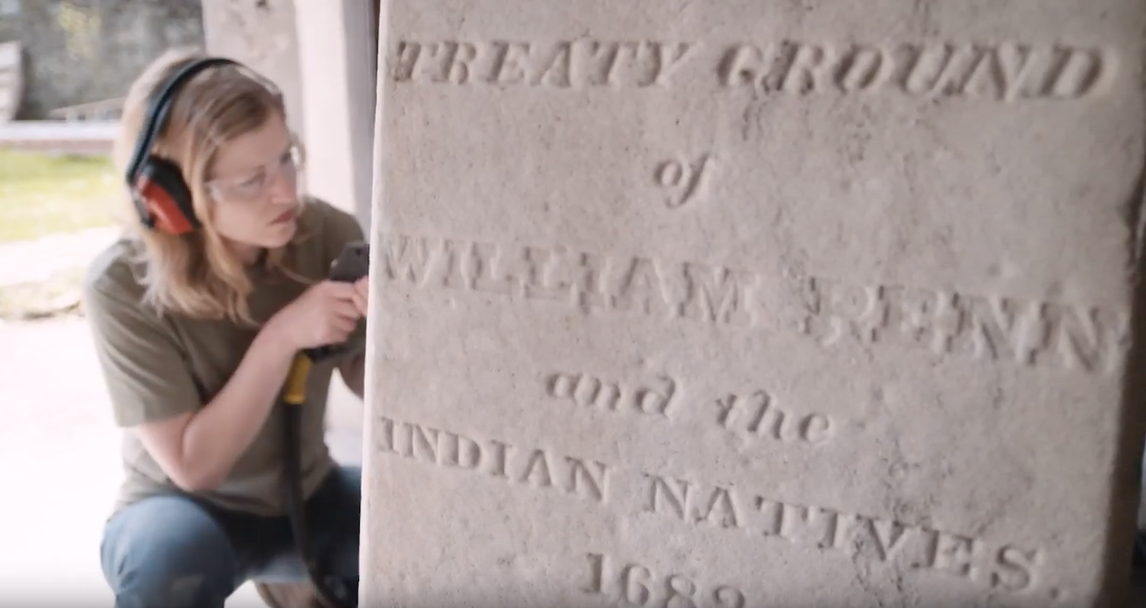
[83,47,367,608]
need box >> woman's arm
[134,325,295,491]
[86,276,361,493]
[149,281,363,491]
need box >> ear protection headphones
[124,57,239,235]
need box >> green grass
[0,150,120,243]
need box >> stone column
[292,0,378,227]
[199,0,303,135]
[292,0,379,463]
[363,2,1146,607]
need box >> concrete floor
[0,317,362,607]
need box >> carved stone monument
[362,1,1146,606]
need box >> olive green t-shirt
[82,197,366,517]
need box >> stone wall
[0,0,204,119]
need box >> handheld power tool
[281,240,370,608]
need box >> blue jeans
[100,465,361,608]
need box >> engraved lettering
[643,473,691,519]
[581,552,748,608]
[836,45,892,92]
[716,41,1114,101]
[574,252,612,312]
[715,390,836,446]
[654,154,716,209]
[817,507,849,550]
[648,42,697,86]
[1044,46,1108,98]
[778,42,832,94]
[567,457,608,502]
[546,370,679,419]
[756,498,823,542]
[794,273,1129,375]
[713,586,747,608]
[956,45,999,98]
[536,41,572,87]
[437,238,470,290]
[992,545,1039,592]
[381,234,438,285]
[799,414,832,444]
[392,41,426,81]
[683,262,754,326]
[588,41,638,86]
[487,439,510,479]
[776,501,809,542]
[902,43,968,95]
[817,278,887,345]
[635,375,677,416]
[443,41,478,84]
[469,241,517,294]
[396,421,413,457]
[575,374,618,410]
[664,574,699,608]
[410,424,439,462]
[991,44,1038,102]
[379,231,1130,375]
[492,41,532,85]
[583,552,605,594]
[697,486,740,529]
[868,519,909,561]
[929,531,979,580]
[376,416,396,453]
[714,394,736,427]
[1048,304,1128,374]
[613,257,674,319]
[392,39,692,89]
[381,410,1048,597]
[377,417,610,503]
[621,563,653,606]
[961,296,1044,365]
[442,431,482,470]
[717,43,770,88]
[521,246,577,303]
[642,474,751,532]
[639,471,1044,595]
[520,448,553,488]
[393,39,1115,100]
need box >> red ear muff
[124,57,238,234]
[133,157,201,235]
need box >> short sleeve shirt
[82,197,366,517]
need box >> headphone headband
[125,57,239,187]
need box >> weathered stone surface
[0,1,202,119]
[200,0,303,134]
[363,2,1146,606]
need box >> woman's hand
[265,280,362,351]
[352,277,369,316]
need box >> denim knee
[101,495,240,608]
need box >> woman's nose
[266,165,298,202]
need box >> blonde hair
[112,47,305,325]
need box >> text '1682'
[583,552,747,608]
